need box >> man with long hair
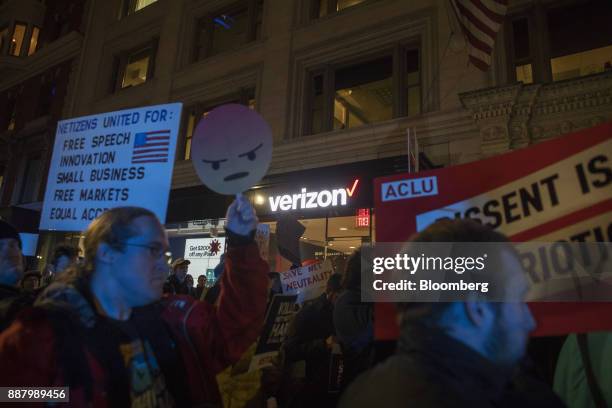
[0,196,269,406]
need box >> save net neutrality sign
[40,103,182,231]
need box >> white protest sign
[184,237,226,280]
[191,104,273,195]
[280,259,334,303]
[40,103,182,231]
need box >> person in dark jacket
[0,196,269,407]
[194,275,208,300]
[184,274,196,297]
[0,220,24,289]
[333,249,374,391]
[283,273,343,407]
[339,219,565,408]
[0,220,31,332]
[163,258,191,295]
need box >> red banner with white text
[374,122,612,339]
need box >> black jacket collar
[398,324,514,398]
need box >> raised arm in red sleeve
[184,238,269,375]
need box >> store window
[27,26,40,56]
[182,88,256,160]
[121,0,158,17]
[193,0,263,62]
[306,47,420,135]
[122,49,151,88]
[311,0,368,19]
[506,0,612,84]
[113,41,157,91]
[9,23,27,56]
[168,212,373,281]
[165,219,227,287]
[548,0,612,81]
[510,18,533,84]
[260,213,374,274]
[333,56,393,130]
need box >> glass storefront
[160,156,407,281]
[165,210,374,279]
[260,212,374,275]
[165,219,227,287]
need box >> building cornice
[459,71,612,155]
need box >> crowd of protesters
[0,198,609,407]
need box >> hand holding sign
[191,104,273,195]
[226,195,258,237]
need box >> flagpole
[421,1,457,113]
[406,127,412,172]
[414,127,419,173]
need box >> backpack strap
[576,333,607,408]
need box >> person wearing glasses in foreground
[0,196,269,407]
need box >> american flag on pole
[450,0,509,71]
[131,130,170,164]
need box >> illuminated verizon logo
[269,179,359,212]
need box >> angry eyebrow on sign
[238,143,263,160]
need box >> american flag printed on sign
[132,130,170,164]
[450,0,509,71]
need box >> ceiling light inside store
[339,227,348,231]
[349,246,356,249]
[254,194,265,205]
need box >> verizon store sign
[268,179,360,212]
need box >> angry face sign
[191,104,273,195]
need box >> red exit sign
[356,208,370,228]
